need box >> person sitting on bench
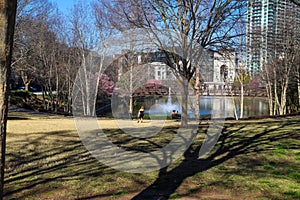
[171,110,181,119]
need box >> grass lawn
[4,111,300,200]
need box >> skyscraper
[246,0,300,75]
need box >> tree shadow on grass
[4,118,299,199]
[131,119,300,200]
[7,116,30,120]
[4,130,117,198]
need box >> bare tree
[294,45,300,110]
[91,1,115,115]
[63,46,81,114]
[0,1,17,198]
[100,0,246,125]
[231,68,250,119]
[262,39,298,116]
[260,4,299,116]
[13,0,56,91]
[288,28,300,112]
[96,0,146,117]
[71,1,115,116]
[46,12,76,113]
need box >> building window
[220,65,228,82]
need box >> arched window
[220,65,228,82]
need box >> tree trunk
[24,82,30,91]
[240,82,244,118]
[279,78,289,115]
[180,80,189,126]
[92,49,106,116]
[298,77,300,111]
[83,57,91,116]
[55,68,59,113]
[66,56,73,114]
[47,64,53,111]
[42,88,47,110]
[273,71,278,115]
[264,65,274,116]
[68,75,72,114]
[0,1,17,199]
[129,57,133,117]
[194,69,200,119]
[232,95,239,121]
[21,72,31,91]
[298,79,300,110]
[266,84,273,116]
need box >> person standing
[137,106,145,123]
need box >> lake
[143,96,269,119]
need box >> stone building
[111,49,237,95]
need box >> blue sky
[51,0,92,14]
[50,0,75,13]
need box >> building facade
[246,0,300,75]
[201,50,237,91]
[112,49,237,95]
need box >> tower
[246,0,300,75]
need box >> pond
[198,96,269,119]
[143,96,269,119]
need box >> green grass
[169,193,182,199]
[284,190,300,199]
[263,164,274,170]
[287,172,300,182]
[4,111,300,200]
[258,179,271,184]
[110,190,129,199]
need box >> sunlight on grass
[4,112,300,199]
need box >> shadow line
[132,120,296,199]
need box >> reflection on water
[199,96,269,118]
[143,96,269,119]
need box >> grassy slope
[4,111,300,200]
